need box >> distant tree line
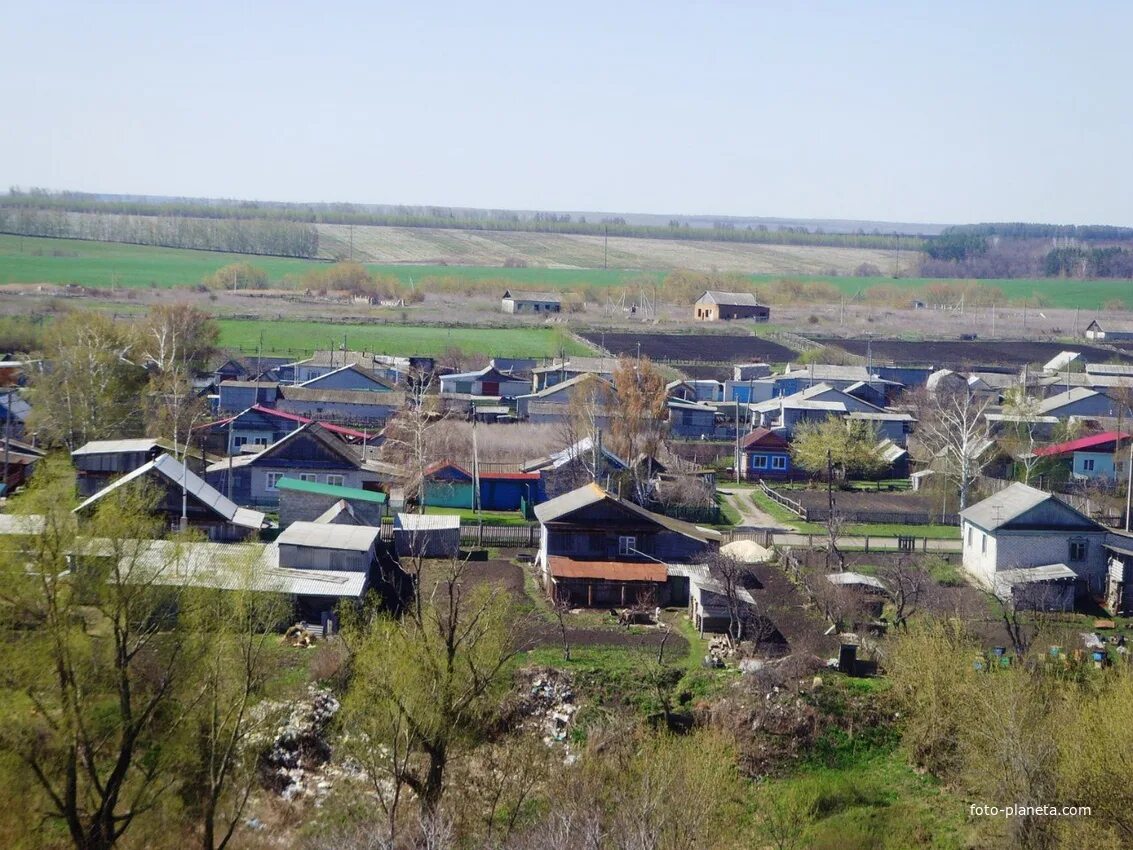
[945,221,1133,241]
[0,205,318,258]
[1044,245,1133,278]
[0,189,926,252]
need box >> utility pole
[2,387,11,495]
[603,224,608,270]
[226,418,234,502]
[734,402,741,485]
[1126,439,1133,532]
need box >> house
[1084,319,1133,342]
[439,365,531,399]
[501,289,562,314]
[523,436,628,499]
[1033,431,1132,482]
[0,437,44,495]
[74,453,266,542]
[531,357,618,392]
[516,373,615,423]
[667,399,718,439]
[286,350,406,385]
[774,366,901,401]
[748,383,886,438]
[276,386,404,426]
[740,427,792,479]
[0,389,31,439]
[876,439,910,478]
[693,291,770,322]
[1038,388,1128,420]
[960,483,1109,605]
[845,411,916,447]
[72,438,212,497]
[199,405,374,456]
[297,363,397,393]
[276,521,380,572]
[421,461,543,511]
[204,422,396,507]
[393,513,461,559]
[218,380,280,414]
[534,482,721,607]
[277,476,389,527]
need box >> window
[326,474,345,487]
[266,472,283,491]
[981,533,987,554]
[1069,539,1088,562]
[233,435,248,448]
[771,455,787,470]
[299,473,318,483]
[967,526,973,545]
[1082,458,1096,472]
[253,436,268,446]
[752,454,768,469]
[618,536,637,556]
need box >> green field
[216,318,593,358]
[3,233,1133,309]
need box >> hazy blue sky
[3,1,1131,225]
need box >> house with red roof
[1034,431,1132,482]
[739,427,793,480]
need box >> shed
[394,513,461,559]
[276,476,388,527]
[693,291,770,322]
[501,289,562,315]
[276,521,380,572]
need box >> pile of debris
[704,635,731,668]
[513,668,577,748]
[282,623,317,648]
[257,685,341,801]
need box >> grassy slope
[215,318,593,358]
[2,234,1131,308]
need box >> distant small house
[531,357,618,392]
[516,373,615,423]
[1038,388,1127,420]
[523,436,628,499]
[218,380,280,414]
[534,482,720,607]
[393,513,461,559]
[1084,319,1133,342]
[297,363,397,393]
[201,405,373,456]
[501,289,562,315]
[0,389,31,439]
[75,453,265,541]
[276,386,404,426]
[740,427,792,479]
[422,461,543,511]
[667,399,717,439]
[0,437,44,495]
[960,482,1108,607]
[693,291,770,322]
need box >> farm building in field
[393,513,461,559]
[501,289,562,314]
[1084,320,1133,342]
[277,476,389,527]
[74,453,266,542]
[693,291,770,322]
[534,482,720,608]
[960,483,1109,607]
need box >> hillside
[317,223,902,275]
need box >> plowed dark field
[581,332,798,363]
[814,338,1133,368]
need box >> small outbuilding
[501,290,562,315]
[693,291,770,322]
[393,513,461,559]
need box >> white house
[960,483,1108,607]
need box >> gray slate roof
[696,290,762,307]
[958,482,1090,533]
[276,521,380,551]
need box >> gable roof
[741,427,790,450]
[960,482,1101,533]
[502,289,561,303]
[524,372,614,400]
[1038,387,1103,415]
[696,290,762,307]
[279,386,405,407]
[205,422,362,473]
[75,453,265,530]
[204,404,373,441]
[423,460,473,481]
[1034,430,1130,458]
[276,521,380,551]
[534,482,721,543]
[527,436,628,472]
[298,362,396,390]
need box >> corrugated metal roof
[74,453,265,530]
[312,500,360,525]
[1034,430,1129,458]
[549,556,667,582]
[960,483,1056,531]
[696,290,762,307]
[276,476,388,503]
[72,438,171,456]
[1038,387,1101,415]
[394,513,461,531]
[828,572,888,591]
[0,513,46,535]
[995,564,1077,585]
[277,521,380,551]
[502,289,562,303]
[534,482,720,543]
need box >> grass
[421,505,532,526]
[215,318,593,357]
[2,234,1132,309]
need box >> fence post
[477,520,483,547]
[864,535,869,553]
[923,537,928,552]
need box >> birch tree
[912,386,994,509]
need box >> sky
[3,1,1132,226]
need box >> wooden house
[739,427,792,480]
[533,482,720,607]
[72,438,211,497]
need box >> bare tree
[911,385,994,509]
[380,372,451,511]
[875,556,929,631]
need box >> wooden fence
[759,480,806,515]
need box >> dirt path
[718,488,791,531]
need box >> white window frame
[1082,458,1095,472]
[326,474,345,488]
[266,472,283,491]
[771,455,787,470]
[618,536,637,556]
[299,473,318,483]
[752,454,768,469]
